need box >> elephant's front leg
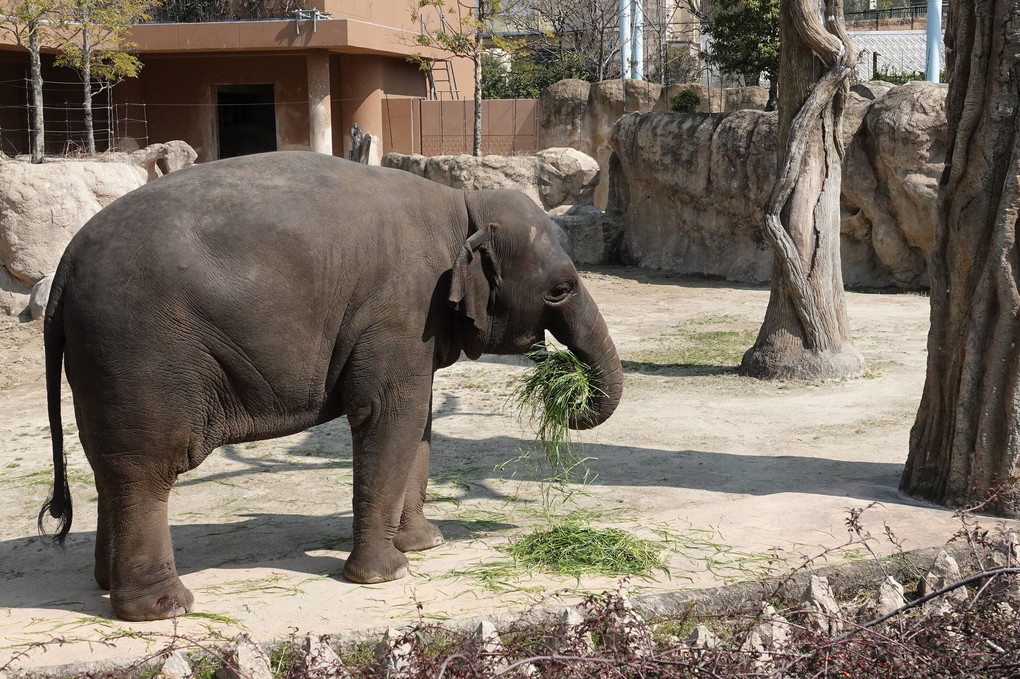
[343,378,433,584]
[393,398,444,553]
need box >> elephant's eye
[546,283,572,303]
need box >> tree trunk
[472,51,482,157]
[765,76,778,111]
[738,0,864,380]
[28,21,44,164]
[472,0,482,157]
[82,30,95,155]
[901,1,1020,514]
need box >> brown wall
[334,54,426,157]
[118,53,311,162]
[381,98,540,156]
[0,46,532,162]
[0,49,121,157]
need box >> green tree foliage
[412,0,509,155]
[481,49,586,99]
[669,88,701,113]
[54,0,153,155]
[701,0,780,110]
[0,0,61,162]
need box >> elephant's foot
[343,544,409,584]
[111,577,194,621]
[393,517,444,553]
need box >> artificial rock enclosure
[1,80,942,306]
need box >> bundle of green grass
[511,344,602,476]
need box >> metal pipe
[619,0,631,78]
[631,0,643,80]
[926,0,941,82]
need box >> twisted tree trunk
[901,1,1020,514]
[739,0,864,380]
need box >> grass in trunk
[510,344,602,481]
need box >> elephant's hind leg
[84,430,194,621]
[105,474,194,620]
[393,404,444,553]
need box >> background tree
[501,0,622,81]
[701,0,780,110]
[482,48,585,98]
[413,0,505,156]
[738,0,864,379]
[54,0,151,155]
[0,0,60,163]
[901,1,1020,514]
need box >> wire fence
[0,77,150,158]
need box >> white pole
[631,0,643,79]
[925,0,941,82]
[619,0,631,78]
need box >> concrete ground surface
[0,266,997,670]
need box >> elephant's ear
[449,222,503,331]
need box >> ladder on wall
[427,60,460,100]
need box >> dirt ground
[0,266,994,670]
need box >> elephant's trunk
[550,286,623,431]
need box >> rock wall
[607,81,946,289]
[0,141,197,315]
[538,79,772,209]
[381,147,599,212]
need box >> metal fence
[845,5,949,32]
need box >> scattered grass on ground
[504,521,668,580]
[623,326,758,372]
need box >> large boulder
[584,80,662,209]
[0,141,197,316]
[381,147,599,212]
[538,79,593,152]
[608,109,778,283]
[538,78,772,209]
[723,86,772,112]
[607,82,946,289]
[841,81,946,288]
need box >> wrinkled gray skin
[40,151,623,621]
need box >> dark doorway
[217,84,277,159]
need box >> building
[0,0,474,161]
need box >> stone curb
[5,541,980,678]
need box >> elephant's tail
[38,277,72,545]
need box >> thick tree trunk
[739,0,864,380]
[901,1,1020,514]
[28,22,44,164]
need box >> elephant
[38,151,623,621]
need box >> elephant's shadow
[0,513,513,619]
[4,387,917,620]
